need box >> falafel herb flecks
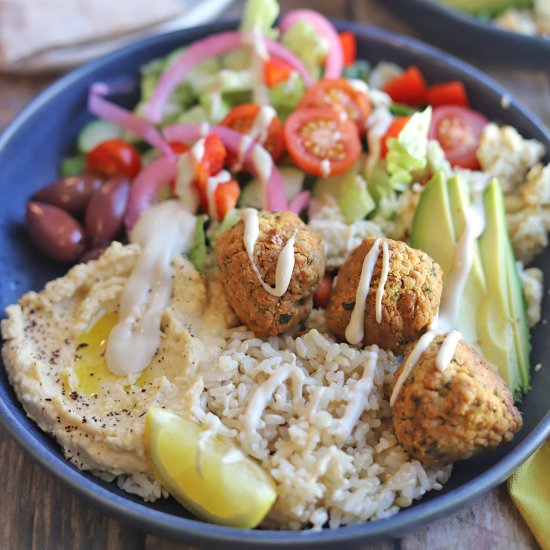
[3,0,548,532]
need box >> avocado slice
[410,172,486,347]
[410,172,456,275]
[410,173,531,399]
[478,179,531,397]
[433,0,533,16]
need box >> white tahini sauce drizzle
[105,200,196,375]
[199,122,210,137]
[375,241,390,324]
[345,238,382,345]
[235,106,276,170]
[437,179,488,333]
[436,330,462,372]
[320,159,331,177]
[389,329,438,407]
[243,364,305,447]
[205,170,231,222]
[389,178,489,405]
[333,349,378,441]
[242,29,268,105]
[250,145,274,209]
[174,138,205,212]
[241,208,296,297]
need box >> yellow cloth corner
[508,440,550,550]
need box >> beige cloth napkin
[0,0,234,73]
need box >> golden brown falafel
[215,210,325,337]
[326,237,442,354]
[391,334,523,466]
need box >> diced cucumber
[239,166,305,209]
[77,119,123,154]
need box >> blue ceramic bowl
[0,20,549,549]
[380,0,550,68]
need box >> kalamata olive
[85,177,130,246]
[34,174,103,215]
[26,202,86,262]
[79,244,110,263]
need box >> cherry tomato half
[221,103,284,161]
[86,139,142,179]
[284,109,361,177]
[429,106,489,170]
[298,79,371,133]
[380,116,411,158]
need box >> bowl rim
[1,18,550,547]
[389,0,550,50]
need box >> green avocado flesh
[434,0,533,15]
[410,172,531,398]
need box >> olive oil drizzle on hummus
[105,200,196,376]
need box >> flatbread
[0,0,184,65]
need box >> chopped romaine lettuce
[386,107,432,186]
[314,171,375,223]
[268,72,306,119]
[342,60,371,83]
[176,105,209,125]
[209,209,241,242]
[240,0,279,37]
[427,139,452,177]
[222,48,251,71]
[189,215,208,272]
[365,162,400,219]
[281,19,329,81]
[191,70,253,96]
[199,94,231,124]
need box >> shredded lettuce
[137,51,220,123]
[314,171,375,223]
[386,107,432,186]
[240,0,279,37]
[176,105,209,125]
[209,209,241,242]
[189,215,208,272]
[342,60,371,83]
[192,70,253,96]
[363,162,400,219]
[281,19,329,81]
[222,48,251,71]
[269,72,306,119]
[427,139,452,177]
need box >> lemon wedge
[144,407,277,528]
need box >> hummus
[1,242,235,485]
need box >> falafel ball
[391,334,523,465]
[326,237,442,354]
[215,210,325,337]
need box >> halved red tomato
[284,109,361,177]
[429,106,489,169]
[380,116,411,158]
[221,103,284,161]
[298,79,371,132]
[86,139,141,179]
